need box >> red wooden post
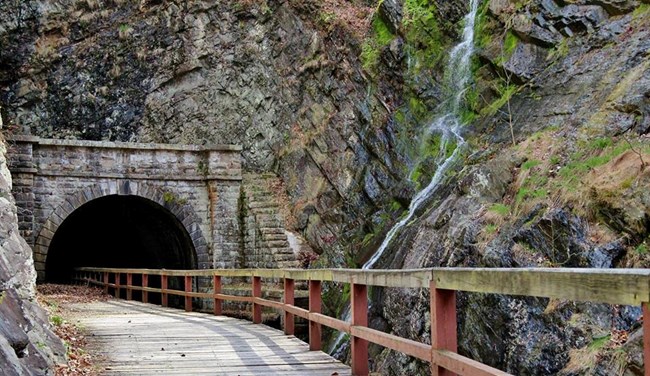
[184,275,192,312]
[351,283,369,376]
[308,280,322,351]
[126,273,133,300]
[641,302,650,376]
[252,276,262,324]
[284,278,295,335]
[213,275,222,315]
[103,272,109,294]
[114,273,121,299]
[142,274,149,303]
[161,274,168,307]
[430,280,458,376]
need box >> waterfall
[330,0,480,355]
[364,0,479,270]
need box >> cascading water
[329,0,481,356]
[364,0,479,270]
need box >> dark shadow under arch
[45,195,197,283]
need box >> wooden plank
[432,268,650,305]
[431,280,457,376]
[184,275,192,312]
[285,304,310,320]
[253,297,284,310]
[332,269,432,288]
[214,275,222,316]
[284,278,295,335]
[252,276,262,324]
[77,267,650,306]
[66,300,350,376]
[350,326,430,362]
[309,313,350,334]
[351,283,369,375]
[432,350,511,376]
[76,268,650,305]
[309,280,322,351]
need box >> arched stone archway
[7,136,245,281]
[34,182,209,281]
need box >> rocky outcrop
[0,134,65,374]
[1,0,649,374]
[368,0,650,373]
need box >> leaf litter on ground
[37,284,113,376]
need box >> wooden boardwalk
[66,300,351,375]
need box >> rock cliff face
[0,134,65,374]
[1,0,649,374]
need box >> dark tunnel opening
[45,195,197,292]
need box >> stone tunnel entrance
[45,196,197,296]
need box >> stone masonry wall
[7,136,242,280]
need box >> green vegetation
[547,38,569,61]
[360,16,395,72]
[474,0,492,49]
[632,3,650,19]
[197,160,209,176]
[556,141,631,192]
[588,137,613,150]
[319,11,335,26]
[480,83,518,117]
[403,0,445,72]
[485,223,498,234]
[162,191,188,205]
[496,31,518,65]
[588,334,611,350]
[389,199,403,211]
[522,159,541,170]
[408,96,429,121]
[373,16,394,46]
[408,132,459,189]
[490,203,510,216]
[51,315,64,326]
[636,242,648,255]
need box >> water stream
[329,0,480,356]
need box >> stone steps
[259,227,285,235]
[242,173,297,269]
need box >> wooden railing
[74,267,650,376]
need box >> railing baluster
[142,273,148,304]
[351,283,369,376]
[284,278,295,336]
[213,275,222,316]
[308,280,322,351]
[185,275,192,312]
[115,272,121,299]
[126,273,133,300]
[430,280,457,376]
[161,273,168,307]
[72,266,650,376]
[252,276,262,324]
[641,302,650,376]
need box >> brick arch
[33,181,209,279]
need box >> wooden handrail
[73,267,650,376]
